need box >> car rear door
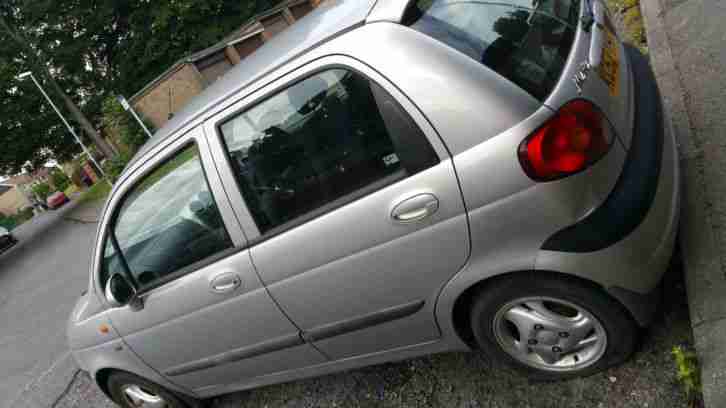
[205,56,470,361]
[99,128,326,397]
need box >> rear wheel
[108,372,191,408]
[470,274,639,380]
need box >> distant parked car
[0,226,17,251]
[47,191,70,209]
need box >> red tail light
[518,99,614,181]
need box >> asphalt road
[0,202,99,408]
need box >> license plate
[598,29,620,97]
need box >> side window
[101,144,233,290]
[219,69,438,234]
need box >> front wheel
[470,274,639,380]
[108,372,192,408]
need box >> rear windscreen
[404,0,580,101]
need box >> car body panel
[366,0,410,23]
[72,336,194,397]
[535,48,680,295]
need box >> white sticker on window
[382,153,400,167]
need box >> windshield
[405,0,580,101]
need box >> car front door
[205,57,470,361]
[98,129,326,396]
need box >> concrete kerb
[640,0,726,405]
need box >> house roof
[4,174,33,186]
[129,0,312,103]
[124,0,376,172]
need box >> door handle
[391,193,439,223]
[210,272,242,294]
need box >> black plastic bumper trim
[607,283,661,327]
[541,45,663,253]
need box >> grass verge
[64,184,80,197]
[78,181,112,204]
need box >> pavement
[639,0,726,406]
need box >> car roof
[126,0,379,170]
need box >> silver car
[68,0,680,406]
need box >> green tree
[32,182,51,202]
[101,96,152,153]
[0,7,118,159]
[0,0,282,174]
[50,169,71,192]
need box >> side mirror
[189,200,204,213]
[105,274,136,308]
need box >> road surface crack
[50,369,81,408]
[62,217,98,224]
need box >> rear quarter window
[404,0,580,101]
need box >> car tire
[470,273,639,380]
[107,372,195,408]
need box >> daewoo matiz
[68,0,680,406]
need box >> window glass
[219,69,425,234]
[103,145,233,289]
[99,237,123,290]
[406,0,579,101]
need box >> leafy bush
[69,162,84,187]
[623,6,645,45]
[0,213,17,230]
[103,150,133,183]
[32,182,51,202]
[50,169,71,192]
[15,207,34,223]
[101,96,152,153]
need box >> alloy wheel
[492,296,608,372]
[121,384,167,408]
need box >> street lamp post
[18,71,107,180]
[116,95,153,139]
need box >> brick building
[129,0,322,130]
